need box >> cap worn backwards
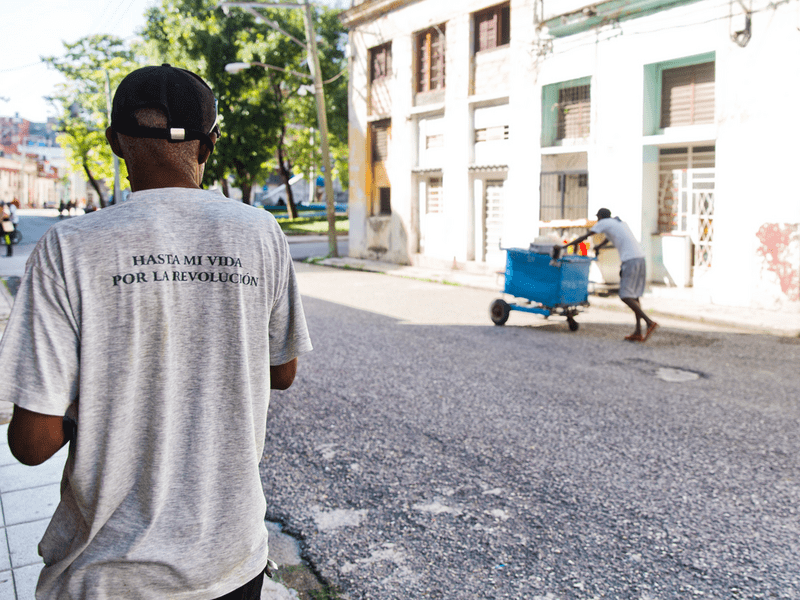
[111,64,220,150]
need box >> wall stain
[756,223,799,301]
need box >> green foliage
[43,35,142,205]
[276,215,348,236]
[141,0,348,201]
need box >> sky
[1,0,160,122]
[0,0,349,124]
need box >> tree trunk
[83,161,106,208]
[241,181,253,205]
[276,127,299,219]
[233,161,253,205]
[221,179,230,198]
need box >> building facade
[341,0,800,309]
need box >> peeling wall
[755,224,800,303]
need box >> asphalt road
[262,263,800,600]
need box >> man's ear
[105,128,124,159]
[198,142,213,166]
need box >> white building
[341,0,800,309]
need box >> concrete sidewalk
[316,255,800,337]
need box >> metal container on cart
[490,248,594,331]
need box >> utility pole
[301,0,337,257]
[219,0,339,257]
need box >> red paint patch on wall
[756,223,799,301]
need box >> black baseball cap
[111,64,220,150]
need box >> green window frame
[643,51,715,135]
[541,76,591,147]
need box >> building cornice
[340,0,422,29]
[540,0,704,37]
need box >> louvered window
[417,25,446,93]
[426,178,443,214]
[370,44,392,83]
[475,125,509,143]
[474,3,510,52]
[556,85,590,140]
[371,121,390,163]
[661,61,715,128]
[426,134,444,149]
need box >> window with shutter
[371,121,390,163]
[416,25,446,93]
[660,61,714,128]
[370,44,392,83]
[474,3,510,53]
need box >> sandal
[642,322,659,342]
[624,333,644,342]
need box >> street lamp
[219,0,339,258]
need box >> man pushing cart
[563,208,658,343]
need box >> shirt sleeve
[268,237,313,366]
[0,241,80,416]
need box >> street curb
[310,257,800,338]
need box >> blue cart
[490,248,594,331]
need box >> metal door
[483,180,505,263]
[658,147,715,274]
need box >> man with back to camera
[563,208,659,342]
[1,64,313,599]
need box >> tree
[142,0,282,205]
[141,0,348,215]
[43,35,141,207]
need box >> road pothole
[266,520,340,599]
[656,367,701,382]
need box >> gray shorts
[619,257,646,299]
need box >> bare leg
[621,297,653,335]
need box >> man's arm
[271,358,298,390]
[8,406,70,466]
[563,232,592,250]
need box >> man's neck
[128,168,201,192]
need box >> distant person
[564,208,658,342]
[315,174,324,202]
[1,64,313,599]
[9,198,19,227]
[58,199,66,219]
[1,201,13,257]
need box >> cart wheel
[490,299,510,326]
[567,318,579,332]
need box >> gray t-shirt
[0,188,312,599]
[590,217,645,263]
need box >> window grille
[417,26,446,93]
[426,178,443,214]
[657,145,716,268]
[474,3,510,52]
[556,85,590,140]
[539,172,589,222]
[370,44,392,83]
[661,61,715,128]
